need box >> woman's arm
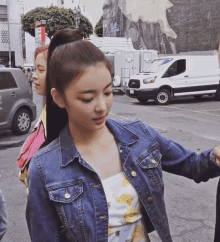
[26,157,61,242]
[145,123,220,183]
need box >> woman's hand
[214,145,220,166]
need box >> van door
[162,59,187,95]
[185,57,219,94]
[0,72,19,126]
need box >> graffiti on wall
[103,0,220,54]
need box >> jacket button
[158,220,163,225]
[120,150,123,153]
[151,159,157,164]
[147,197,153,203]
[65,189,71,199]
[131,171,137,177]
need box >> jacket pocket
[48,181,84,241]
[137,149,164,193]
[49,182,83,204]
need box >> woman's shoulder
[32,137,60,161]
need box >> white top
[102,172,151,242]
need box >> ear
[51,88,66,109]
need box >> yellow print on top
[124,207,140,223]
[131,225,145,242]
[115,194,133,206]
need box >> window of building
[0,72,17,90]
[163,59,186,78]
[1,30,9,43]
[0,5,7,22]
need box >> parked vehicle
[0,68,37,135]
[126,55,220,105]
[0,64,5,68]
[113,49,158,93]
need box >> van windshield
[141,58,173,73]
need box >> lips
[93,115,106,121]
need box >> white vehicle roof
[88,37,134,53]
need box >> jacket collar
[59,119,139,167]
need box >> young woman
[17,44,49,192]
[17,29,83,192]
[26,39,220,242]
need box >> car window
[0,72,18,90]
[163,59,186,78]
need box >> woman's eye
[105,91,112,96]
[81,99,93,103]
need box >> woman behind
[17,44,49,191]
[25,35,220,242]
[17,29,83,192]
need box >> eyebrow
[36,64,45,68]
[79,82,112,94]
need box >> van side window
[0,72,17,90]
[163,59,186,77]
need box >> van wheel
[137,98,149,103]
[11,109,31,135]
[214,88,220,101]
[155,89,171,105]
[193,95,203,100]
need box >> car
[0,68,37,135]
[0,64,5,68]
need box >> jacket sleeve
[145,123,220,183]
[26,157,61,242]
[0,190,7,240]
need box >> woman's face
[33,53,47,96]
[52,63,113,133]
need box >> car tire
[137,98,149,103]
[193,95,203,100]
[11,109,31,135]
[155,89,171,105]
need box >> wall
[0,0,23,66]
[103,0,220,54]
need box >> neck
[68,122,109,147]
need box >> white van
[126,55,220,105]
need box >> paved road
[0,90,220,241]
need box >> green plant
[21,6,93,39]
[94,16,103,37]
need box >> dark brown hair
[46,30,111,144]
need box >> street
[1,87,220,242]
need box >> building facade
[103,0,220,54]
[0,0,23,67]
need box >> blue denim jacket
[26,118,220,242]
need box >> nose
[95,96,106,112]
[32,71,37,80]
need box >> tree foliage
[94,16,103,37]
[21,6,93,39]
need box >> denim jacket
[26,118,220,242]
